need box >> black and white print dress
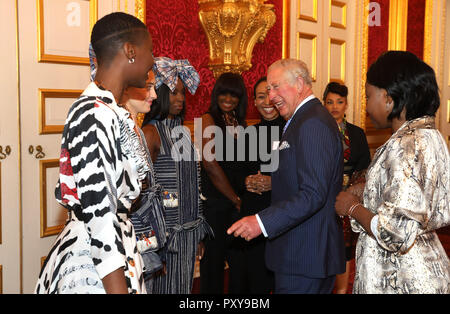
[35,83,148,294]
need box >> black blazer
[345,122,371,175]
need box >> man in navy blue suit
[227,59,345,293]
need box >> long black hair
[142,84,186,125]
[208,72,248,130]
[367,51,440,121]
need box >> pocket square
[279,141,290,150]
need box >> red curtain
[145,0,283,121]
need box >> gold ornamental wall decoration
[198,0,276,78]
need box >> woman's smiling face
[218,92,240,113]
[254,80,279,121]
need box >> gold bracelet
[347,203,361,218]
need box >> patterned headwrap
[153,57,200,95]
[89,43,97,82]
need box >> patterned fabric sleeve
[67,102,126,279]
[371,131,435,254]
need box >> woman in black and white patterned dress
[35,12,155,294]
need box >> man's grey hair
[268,58,312,87]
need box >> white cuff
[370,214,380,241]
[255,214,268,237]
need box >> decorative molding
[38,89,83,134]
[40,159,64,238]
[298,0,318,22]
[198,0,276,78]
[37,0,98,65]
[423,0,433,65]
[297,32,317,81]
[135,0,146,24]
[388,0,408,51]
[330,0,347,29]
[328,38,346,84]
[282,0,290,58]
[357,0,369,130]
[0,162,1,245]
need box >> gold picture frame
[39,89,83,134]
[40,159,65,238]
[37,0,98,65]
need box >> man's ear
[295,76,304,92]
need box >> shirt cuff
[370,214,380,241]
[255,214,268,237]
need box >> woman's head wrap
[153,57,200,95]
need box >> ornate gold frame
[40,159,64,238]
[282,0,290,58]
[388,0,408,51]
[37,0,98,65]
[39,89,83,134]
[359,0,369,130]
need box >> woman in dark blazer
[323,82,371,294]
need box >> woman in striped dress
[35,12,155,294]
[141,57,213,293]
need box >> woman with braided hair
[141,57,213,293]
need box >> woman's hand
[197,242,205,260]
[335,191,359,217]
[245,171,271,194]
[347,182,365,201]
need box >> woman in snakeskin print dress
[335,51,449,294]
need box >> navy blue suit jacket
[258,97,346,279]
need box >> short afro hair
[90,12,148,67]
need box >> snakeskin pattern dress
[352,116,450,294]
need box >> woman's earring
[129,58,135,64]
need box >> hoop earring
[129,58,135,64]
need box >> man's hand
[227,215,262,241]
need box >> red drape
[145,0,283,121]
[368,0,425,67]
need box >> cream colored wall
[287,0,369,128]
[0,0,146,294]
